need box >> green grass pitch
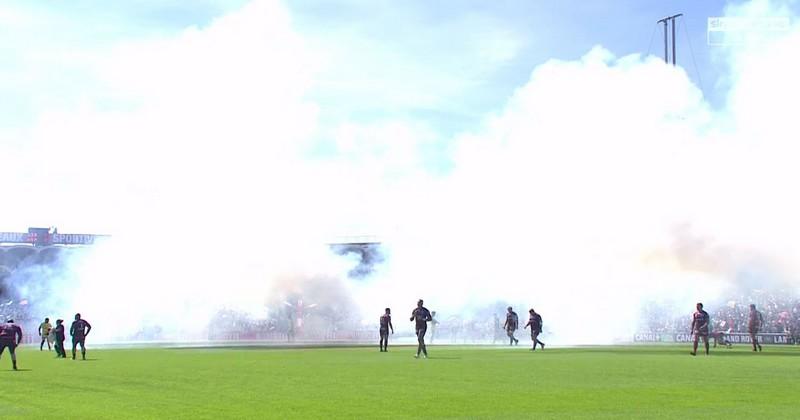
[2,344,800,419]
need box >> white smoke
[2,0,800,344]
[354,0,800,343]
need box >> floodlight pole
[659,18,668,63]
[657,13,683,66]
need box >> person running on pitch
[410,299,432,358]
[39,317,53,351]
[0,319,23,370]
[524,308,545,351]
[70,313,92,360]
[379,308,394,352]
[691,302,710,356]
[503,306,519,345]
[748,304,764,352]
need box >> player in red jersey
[410,299,432,358]
[0,319,23,370]
[503,307,519,346]
[70,313,92,360]
[690,303,710,356]
[524,308,545,351]
[379,308,394,352]
[748,304,764,352]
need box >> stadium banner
[634,332,794,344]
[0,232,108,245]
[51,233,105,245]
[0,232,28,243]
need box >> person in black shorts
[503,306,519,345]
[70,313,92,360]
[379,308,394,352]
[524,308,545,351]
[0,319,23,370]
[691,303,710,356]
[410,299,432,358]
[54,319,67,358]
[748,304,764,352]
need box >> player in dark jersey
[0,319,23,370]
[54,319,67,358]
[379,308,394,352]
[690,302,710,356]
[524,308,545,351]
[70,313,92,360]
[410,299,432,358]
[748,304,764,352]
[503,306,519,345]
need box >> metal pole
[657,14,683,65]
[663,20,668,63]
[671,18,676,66]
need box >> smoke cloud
[2,0,800,344]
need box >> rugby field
[2,344,800,419]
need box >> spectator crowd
[641,291,800,342]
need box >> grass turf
[2,344,800,419]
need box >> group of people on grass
[500,306,545,350]
[643,293,800,341]
[0,313,91,371]
[379,300,545,357]
[691,302,766,355]
[380,300,766,358]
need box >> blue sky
[298,0,732,144]
[1,0,798,232]
[1,0,776,137]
